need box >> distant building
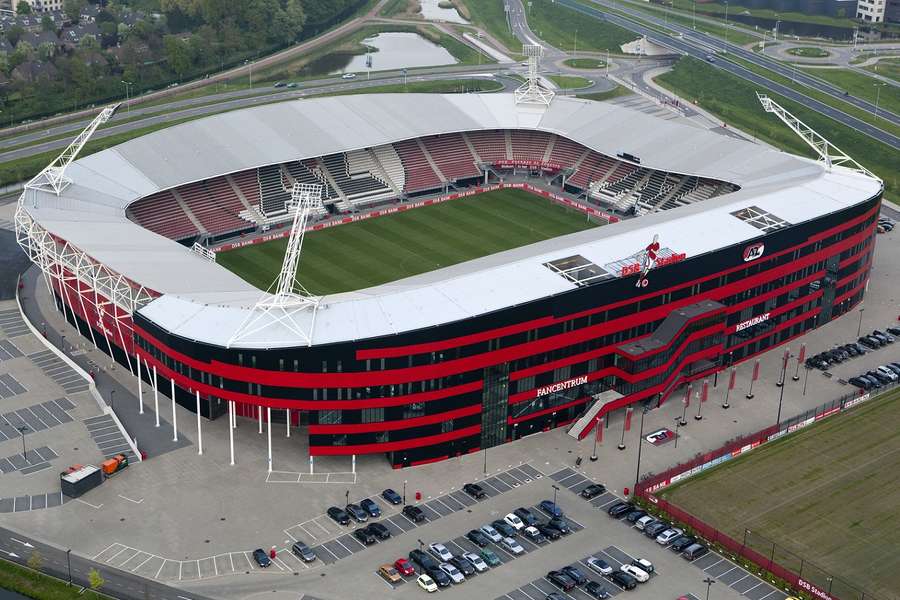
[708,0,857,18]
[856,0,885,21]
[16,0,63,14]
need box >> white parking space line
[332,537,355,554]
[132,554,155,571]
[154,560,168,579]
[229,553,235,572]
[520,583,543,599]
[478,479,504,494]
[298,524,318,540]
[92,543,118,560]
[504,469,529,485]
[242,552,254,569]
[433,497,457,512]
[317,544,340,561]
[105,546,131,563]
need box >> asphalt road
[554,0,900,150]
[0,525,218,600]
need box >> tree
[88,568,104,597]
[41,15,55,32]
[79,34,99,51]
[163,35,192,78]
[38,41,55,61]
[64,0,87,23]
[16,1,31,15]
[27,550,43,571]
[7,25,25,47]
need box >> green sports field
[660,389,900,600]
[216,189,599,295]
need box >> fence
[636,381,896,600]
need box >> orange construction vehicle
[100,454,129,477]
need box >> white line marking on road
[132,555,154,571]
[117,495,143,504]
[106,546,130,563]
[92,544,117,560]
[298,524,317,540]
[178,560,183,580]
[9,537,34,548]
[229,553,235,572]
[154,559,167,579]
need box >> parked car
[492,519,517,538]
[352,528,375,545]
[523,525,546,544]
[378,564,401,583]
[877,365,898,381]
[341,73,357,79]
[438,562,464,584]
[273,81,286,88]
[561,565,587,585]
[463,551,489,572]
[535,522,561,540]
[409,549,438,572]
[586,556,613,575]
[585,580,612,598]
[861,374,882,388]
[426,567,451,587]
[449,555,475,577]
[859,336,880,350]
[670,535,696,552]
[620,564,649,583]
[501,537,524,555]
[887,327,900,336]
[625,509,647,523]
[382,489,402,505]
[290,541,316,562]
[360,498,381,517]
[645,521,670,538]
[428,543,453,562]
[463,483,487,499]
[345,503,368,523]
[848,376,872,390]
[403,505,426,522]
[467,529,490,547]
[656,528,684,545]
[479,524,502,543]
[609,570,638,590]
[547,517,571,535]
[417,573,437,593]
[252,548,271,567]
[884,363,900,376]
[503,512,525,531]
[632,558,654,574]
[394,557,415,576]
[635,515,656,530]
[514,507,538,526]
[581,483,606,499]
[327,506,350,525]
[607,501,634,517]
[868,370,892,384]
[547,570,576,591]
[480,547,501,566]
[539,500,564,518]
[682,543,710,561]
[873,329,895,343]
[366,522,391,540]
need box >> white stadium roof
[20,93,882,348]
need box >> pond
[718,12,899,41]
[297,32,460,78]
[419,0,470,24]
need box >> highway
[0,525,217,600]
[551,0,900,150]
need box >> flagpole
[746,359,759,399]
[793,343,805,381]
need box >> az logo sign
[743,243,764,262]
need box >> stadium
[13,90,882,468]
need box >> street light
[632,405,649,496]
[402,479,407,505]
[857,306,865,337]
[873,82,886,120]
[120,80,133,114]
[703,577,716,600]
[551,484,560,507]
[345,489,349,507]
[673,416,682,448]
[66,549,72,585]
[17,425,29,463]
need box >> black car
[409,549,438,571]
[252,548,271,567]
[850,342,868,354]
[345,503,368,523]
[463,483,487,499]
[492,519,517,538]
[607,502,633,517]
[327,506,350,525]
[624,509,647,523]
[873,329,895,343]
[860,374,882,388]
[884,363,900,376]
[360,498,381,517]
[547,570,576,591]
[352,528,375,545]
[365,522,391,540]
[849,376,871,390]
[580,483,606,499]
[842,344,859,357]
[610,570,637,590]
[546,594,567,600]
[427,566,451,587]
[535,523,561,540]
[669,535,695,552]
[402,505,426,522]
[585,581,611,598]
[547,517,571,535]
[449,555,475,577]
[868,370,892,384]
[381,488,402,505]
[466,529,490,547]
[859,336,880,350]
[514,507,538,526]
[561,565,587,586]
[645,521,670,538]
[887,327,900,336]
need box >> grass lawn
[800,66,900,117]
[656,58,898,203]
[865,57,900,83]
[548,74,593,89]
[660,388,900,600]
[577,85,633,101]
[458,0,522,53]
[564,58,607,69]
[786,46,830,58]
[0,558,106,600]
[529,0,639,53]
[319,77,503,97]
[216,188,599,294]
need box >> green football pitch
[216,188,600,295]
[660,388,900,600]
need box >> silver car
[501,537,524,555]
[479,524,502,543]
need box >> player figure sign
[636,234,660,288]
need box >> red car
[394,557,415,576]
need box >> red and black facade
[58,192,880,468]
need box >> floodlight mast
[756,93,878,180]
[515,44,555,106]
[25,103,121,196]
[227,183,324,347]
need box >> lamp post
[857,306,864,337]
[483,447,488,474]
[17,425,29,463]
[402,479,407,505]
[345,489,349,507]
[704,576,716,600]
[66,549,72,585]
[632,406,648,496]
[551,484,560,508]
[120,80,133,114]
[673,416,682,449]
[776,352,790,428]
